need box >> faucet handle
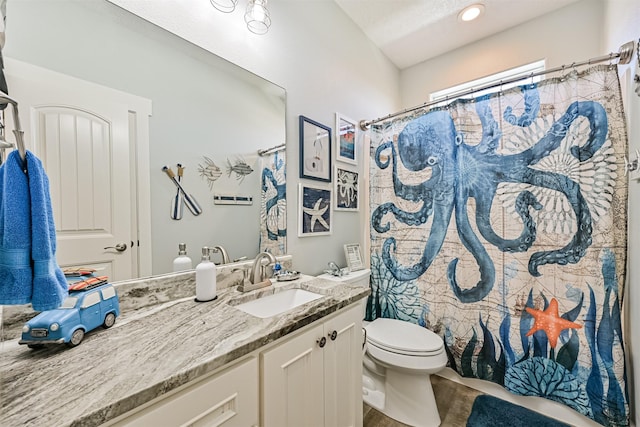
[232,266,251,280]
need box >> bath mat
[466,395,571,427]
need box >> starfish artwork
[525,298,582,348]
[303,199,329,231]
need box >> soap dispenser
[172,243,193,272]
[195,247,217,302]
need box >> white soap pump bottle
[195,247,217,302]
[172,243,193,272]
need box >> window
[430,60,546,106]
[82,292,101,308]
[101,286,116,300]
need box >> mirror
[4,1,286,277]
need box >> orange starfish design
[525,298,582,348]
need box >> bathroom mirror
[4,0,286,278]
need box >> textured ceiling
[334,0,580,69]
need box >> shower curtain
[368,65,628,426]
[259,150,286,255]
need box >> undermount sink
[233,289,323,318]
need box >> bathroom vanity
[0,271,369,427]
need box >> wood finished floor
[363,375,484,427]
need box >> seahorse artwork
[368,65,628,426]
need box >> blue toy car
[19,281,120,348]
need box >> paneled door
[4,58,152,281]
[261,323,325,427]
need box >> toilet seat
[366,318,443,356]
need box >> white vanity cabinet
[103,302,363,427]
[261,304,363,427]
[106,357,259,427]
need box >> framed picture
[344,243,364,271]
[299,115,332,182]
[335,113,357,165]
[298,183,332,236]
[334,167,359,211]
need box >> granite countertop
[0,275,370,427]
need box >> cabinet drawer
[110,357,258,427]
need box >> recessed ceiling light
[458,4,485,22]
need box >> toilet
[316,268,447,427]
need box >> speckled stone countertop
[0,273,369,427]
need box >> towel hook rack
[0,91,26,172]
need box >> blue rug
[466,395,571,427]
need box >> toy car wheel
[27,344,45,350]
[68,329,85,347]
[103,312,116,329]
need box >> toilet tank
[316,269,371,318]
[316,268,371,286]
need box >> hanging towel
[0,150,68,311]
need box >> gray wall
[399,0,604,108]
[5,0,400,276]
[107,0,401,275]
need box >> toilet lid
[366,318,443,356]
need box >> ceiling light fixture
[245,0,271,35]
[458,4,485,22]
[210,0,238,13]
[209,0,271,35]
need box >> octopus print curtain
[259,150,286,255]
[368,65,628,426]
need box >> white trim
[5,57,153,279]
[430,60,546,104]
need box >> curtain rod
[359,40,637,131]
[257,143,286,156]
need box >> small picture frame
[299,115,332,182]
[334,167,359,211]
[298,183,332,236]
[335,113,357,165]
[344,243,364,271]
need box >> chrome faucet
[250,251,277,284]
[326,261,343,277]
[210,245,231,264]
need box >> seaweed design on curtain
[259,150,286,255]
[368,65,628,426]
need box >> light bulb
[458,4,485,22]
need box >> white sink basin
[233,289,323,318]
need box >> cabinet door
[261,323,325,427]
[110,357,258,427]
[323,305,363,427]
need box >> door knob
[104,243,127,252]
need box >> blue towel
[0,150,68,311]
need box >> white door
[323,305,363,427]
[4,58,152,281]
[261,323,325,427]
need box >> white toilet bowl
[316,268,446,426]
[363,318,447,427]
